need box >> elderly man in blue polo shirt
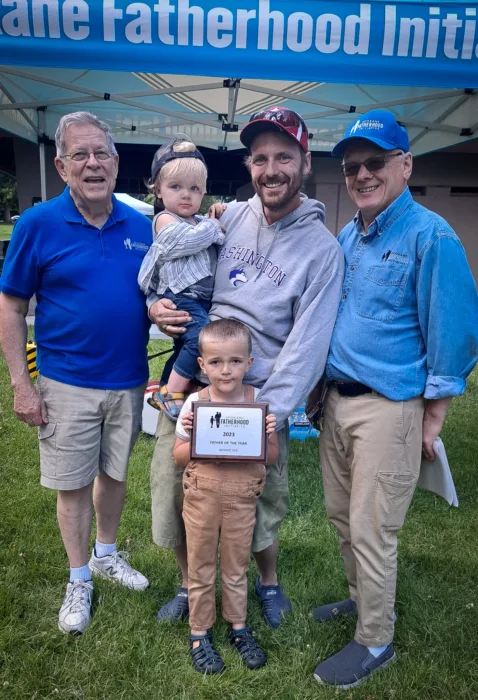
[312,110,478,689]
[0,112,152,635]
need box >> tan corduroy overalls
[182,385,267,630]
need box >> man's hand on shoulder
[208,203,227,220]
[13,380,48,426]
[149,298,191,338]
[207,203,227,233]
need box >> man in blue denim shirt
[312,110,478,689]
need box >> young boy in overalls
[174,319,279,674]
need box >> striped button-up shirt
[138,213,225,298]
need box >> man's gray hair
[55,112,118,157]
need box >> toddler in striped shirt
[138,137,226,420]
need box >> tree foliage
[0,174,18,222]
[199,195,220,215]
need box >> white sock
[70,564,91,583]
[364,610,396,658]
[367,645,388,658]
[95,540,116,558]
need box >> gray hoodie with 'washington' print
[210,194,344,427]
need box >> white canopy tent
[1,66,476,155]
[114,192,154,215]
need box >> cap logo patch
[351,119,384,134]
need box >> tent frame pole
[37,108,47,203]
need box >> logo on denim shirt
[382,249,408,265]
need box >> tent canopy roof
[1,66,477,157]
[0,0,477,156]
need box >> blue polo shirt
[326,188,478,400]
[0,188,152,390]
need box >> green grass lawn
[0,224,13,239]
[1,341,477,699]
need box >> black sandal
[230,627,267,670]
[189,632,226,674]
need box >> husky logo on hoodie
[229,267,248,287]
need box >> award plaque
[191,401,268,462]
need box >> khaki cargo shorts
[37,374,145,491]
[150,411,290,552]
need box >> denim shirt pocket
[357,264,409,323]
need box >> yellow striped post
[26,341,38,379]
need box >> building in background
[4,132,478,281]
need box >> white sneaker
[88,550,149,591]
[58,580,93,635]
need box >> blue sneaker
[313,640,396,689]
[312,597,357,623]
[254,577,291,629]
[156,587,189,622]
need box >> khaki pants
[319,389,425,646]
[182,460,266,631]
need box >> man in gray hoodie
[149,107,344,628]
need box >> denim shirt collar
[353,187,413,237]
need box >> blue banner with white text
[0,1,477,87]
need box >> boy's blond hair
[149,139,207,196]
[199,319,252,356]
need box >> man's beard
[253,173,303,212]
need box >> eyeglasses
[249,108,306,130]
[61,150,113,162]
[341,152,403,177]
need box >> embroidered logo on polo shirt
[124,238,149,252]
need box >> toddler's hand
[182,410,194,433]
[266,413,277,435]
[208,202,227,219]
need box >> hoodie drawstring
[253,215,280,282]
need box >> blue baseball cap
[332,109,409,158]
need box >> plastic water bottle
[288,403,319,441]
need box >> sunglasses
[341,152,403,177]
[250,109,306,130]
